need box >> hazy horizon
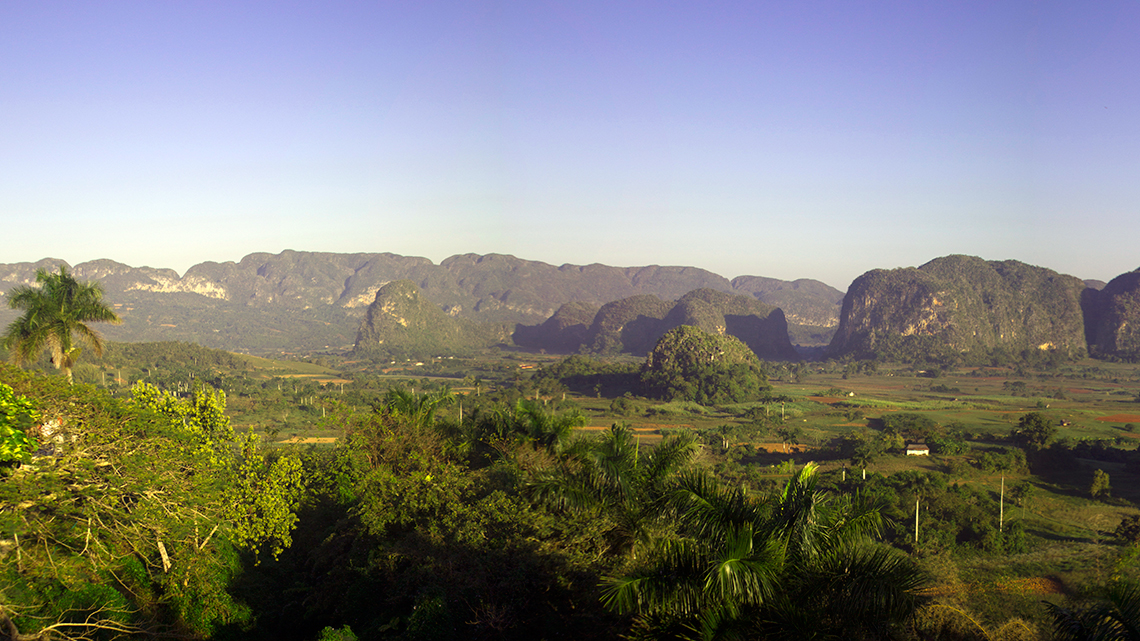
[4,2,1138,289]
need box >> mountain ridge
[0,251,843,354]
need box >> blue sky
[2,1,1137,290]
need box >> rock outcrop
[1084,269,1140,361]
[827,255,1088,361]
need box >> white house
[906,442,930,456]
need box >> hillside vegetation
[639,325,772,404]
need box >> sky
[2,1,1138,291]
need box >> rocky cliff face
[1084,269,1140,360]
[827,255,1088,361]
[514,288,799,361]
[511,301,599,353]
[353,280,511,359]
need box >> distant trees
[881,412,940,442]
[2,265,120,383]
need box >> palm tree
[603,463,928,640]
[1048,581,1140,641]
[383,386,454,428]
[3,266,120,384]
[530,423,698,557]
[514,399,585,456]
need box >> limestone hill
[827,255,1088,362]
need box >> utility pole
[914,496,920,543]
[1000,475,1005,532]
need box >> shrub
[0,382,38,465]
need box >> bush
[0,382,38,465]
[1114,514,1140,544]
[609,394,638,417]
[1091,469,1111,500]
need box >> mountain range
[2,251,1138,363]
[0,251,842,354]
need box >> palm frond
[791,544,929,632]
[643,431,698,486]
[671,471,765,541]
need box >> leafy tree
[129,380,305,560]
[3,266,121,384]
[0,364,259,638]
[849,431,885,479]
[774,424,804,453]
[1091,469,1112,501]
[1011,412,1057,449]
[1009,480,1036,508]
[610,394,638,416]
[880,412,939,441]
[928,432,969,456]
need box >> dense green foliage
[8,331,1140,639]
[603,463,928,640]
[0,365,304,639]
[0,382,37,464]
[1011,411,1058,449]
[533,354,641,397]
[640,326,771,404]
